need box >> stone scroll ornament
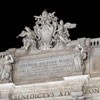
[17,10,77,51]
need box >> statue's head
[59,20,64,25]
[42,10,48,20]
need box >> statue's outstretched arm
[9,55,14,63]
[17,31,26,38]
[64,23,77,29]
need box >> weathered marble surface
[1,75,100,100]
[11,75,89,100]
[13,50,85,84]
[90,47,100,76]
[0,10,100,100]
[0,83,15,100]
[0,75,99,100]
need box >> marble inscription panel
[12,87,71,100]
[14,53,82,83]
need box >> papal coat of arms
[17,10,76,51]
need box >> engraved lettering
[87,88,100,94]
